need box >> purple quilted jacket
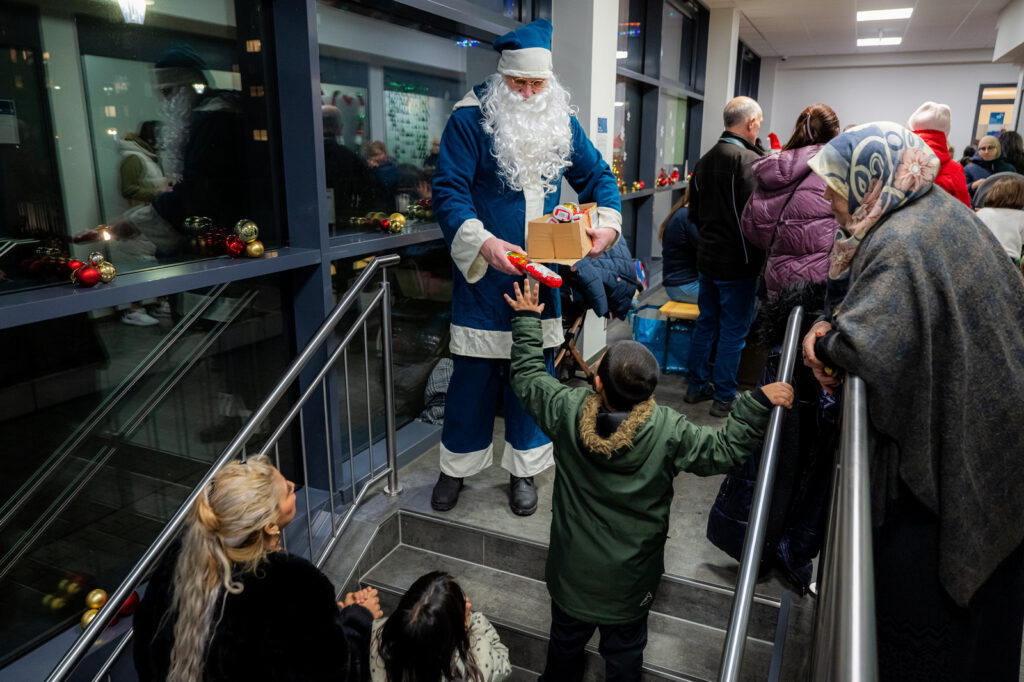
[741,144,839,298]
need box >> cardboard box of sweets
[525,202,596,264]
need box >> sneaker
[121,310,159,327]
[709,399,734,418]
[431,473,464,512]
[684,384,714,404]
[151,300,172,317]
[509,475,537,516]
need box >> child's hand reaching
[761,382,794,409]
[503,279,545,313]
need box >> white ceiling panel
[723,0,1013,57]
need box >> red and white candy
[506,251,563,288]
[551,202,581,223]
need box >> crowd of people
[126,16,1024,682]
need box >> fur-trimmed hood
[578,394,655,462]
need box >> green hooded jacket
[510,314,772,624]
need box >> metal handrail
[810,376,878,681]
[718,305,804,682]
[46,253,401,681]
[0,282,230,532]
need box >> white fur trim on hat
[908,101,951,136]
[497,47,553,79]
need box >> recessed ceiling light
[857,37,903,46]
[857,8,913,21]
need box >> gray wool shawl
[821,187,1024,607]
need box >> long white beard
[480,73,573,195]
[157,88,193,184]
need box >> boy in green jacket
[504,281,793,681]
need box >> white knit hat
[908,101,952,136]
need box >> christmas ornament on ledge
[669,168,680,184]
[656,168,669,187]
[232,219,264,258]
[630,180,644,192]
[70,251,116,288]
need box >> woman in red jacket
[908,101,971,206]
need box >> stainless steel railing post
[718,305,804,682]
[380,276,401,497]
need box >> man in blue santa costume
[432,18,622,515]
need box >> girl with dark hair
[741,103,841,298]
[371,572,510,682]
[658,182,700,303]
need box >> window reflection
[317,3,496,236]
[0,274,292,666]
[660,94,688,177]
[614,77,643,189]
[331,241,452,451]
[0,1,280,295]
[617,0,645,73]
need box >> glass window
[735,42,760,100]
[0,1,282,295]
[317,3,497,236]
[614,77,643,190]
[0,274,292,666]
[658,94,688,178]
[461,0,521,19]
[617,0,645,74]
[330,240,452,453]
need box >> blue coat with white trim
[433,82,622,359]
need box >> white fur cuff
[451,218,494,283]
[597,206,623,247]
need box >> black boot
[431,472,464,512]
[509,475,537,516]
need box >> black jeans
[539,602,649,682]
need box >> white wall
[767,50,1023,153]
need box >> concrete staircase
[326,509,794,681]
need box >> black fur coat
[133,540,372,681]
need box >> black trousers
[539,601,649,682]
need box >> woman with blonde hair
[965,134,1016,202]
[133,455,380,681]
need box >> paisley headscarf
[807,122,939,280]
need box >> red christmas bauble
[379,218,389,230]
[118,591,140,616]
[75,266,102,287]
[68,259,84,273]
[225,235,246,258]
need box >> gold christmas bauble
[97,262,117,283]
[234,219,259,243]
[49,596,66,611]
[387,213,406,230]
[88,251,106,265]
[371,212,388,222]
[245,240,264,258]
[85,588,108,610]
[81,608,99,628]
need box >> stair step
[362,544,772,682]
[395,511,780,641]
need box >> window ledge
[0,247,322,330]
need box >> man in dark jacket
[686,96,765,417]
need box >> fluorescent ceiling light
[857,8,912,21]
[616,51,628,59]
[857,37,903,46]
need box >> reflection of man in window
[322,105,373,225]
[431,19,621,516]
[76,45,246,260]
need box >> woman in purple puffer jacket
[741,104,841,299]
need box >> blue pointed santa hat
[493,18,553,79]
